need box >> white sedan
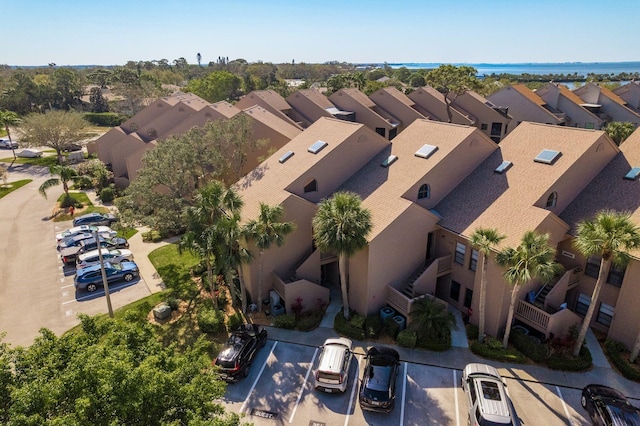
[76,248,134,269]
[56,225,116,242]
[16,148,42,158]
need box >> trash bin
[392,315,406,331]
[380,306,396,322]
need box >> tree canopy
[424,65,481,123]
[605,121,636,146]
[18,110,88,163]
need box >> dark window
[596,303,614,327]
[584,256,626,286]
[546,192,557,208]
[464,288,473,308]
[481,123,488,130]
[455,242,466,265]
[418,183,430,199]
[375,127,386,137]
[470,249,479,271]
[575,293,590,316]
[490,122,503,137]
[585,255,600,278]
[389,128,397,140]
[304,179,317,193]
[450,280,461,302]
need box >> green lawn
[0,179,32,199]
[52,192,110,222]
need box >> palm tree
[0,110,21,159]
[244,203,295,312]
[179,181,244,308]
[312,191,372,321]
[38,165,80,204]
[470,228,505,343]
[572,210,640,357]
[409,297,456,343]
[496,231,562,349]
[218,210,253,312]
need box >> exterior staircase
[535,284,551,307]
[401,264,429,298]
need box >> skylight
[494,161,513,174]
[308,140,328,154]
[534,149,561,165]
[624,167,640,181]
[381,155,398,168]
[278,151,294,164]
[415,144,438,159]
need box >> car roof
[464,363,502,380]
[77,261,114,274]
[323,337,353,349]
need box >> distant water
[374,62,640,76]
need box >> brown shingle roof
[511,84,546,106]
[242,105,302,140]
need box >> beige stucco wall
[453,93,511,141]
[487,87,563,126]
[286,91,334,124]
[607,260,640,349]
[110,138,147,179]
[329,91,393,137]
[408,88,473,125]
[369,89,424,130]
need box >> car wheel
[581,395,587,409]
[86,283,98,292]
[243,364,250,377]
[124,273,134,282]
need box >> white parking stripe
[400,361,407,426]
[289,347,318,423]
[453,370,460,426]
[344,354,362,426]
[555,385,574,426]
[240,341,278,415]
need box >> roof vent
[534,149,561,165]
[381,155,398,168]
[279,151,294,164]
[624,167,640,181]
[494,161,513,174]
[415,144,438,159]
[308,140,328,154]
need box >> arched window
[546,191,557,208]
[304,179,318,193]
[418,183,430,199]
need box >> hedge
[547,345,591,371]
[604,340,640,381]
[334,311,365,340]
[273,313,296,329]
[197,308,226,334]
[83,112,126,127]
[364,315,382,339]
[510,330,548,364]
[417,332,451,352]
[470,340,527,364]
[397,329,417,348]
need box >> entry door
[425,233,434,263]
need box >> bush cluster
[142,230,164,243]
[296,309,324,331]
[547,346,591,371]
[83,112,126,127]
[334,311,366,340]
[273,313,296,329]
[364,316,382,339]
[417,333,451,352]
[196,308,226,334]
[510,330,548,363]
[226,312,244,331]
[397,329,417,348]
[99,186,116,203]
[470,339,527,364]
[604,340,640,382]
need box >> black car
[73,212,118,227]
[581,384,640,426]
[214,324,267,383]
[359,346,400,413]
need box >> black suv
[581,384,640,425]
[214,324,268,382]
[359,346,400,413]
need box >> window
[279,151,294,163]
[585,255,600,278]
[481,123,488,130]
[375,127,386,137]
[585,123,595,130]
[450,280,461,302]
[470,249,479,271]
[575,293,591,316]
[546,191,557,208]
[624,167,640,181]
[455,242,466,265]
[389,128,397,140]
[596,303,614,327]
[494,161,512,174]
[308,140,328,154]
[534,149,561,165]
[381,155,398,168]
[304,179,317,193]
[415,144,438,159]
[584,255,626,286]
[418,183,430,199]
[464,288,473,308]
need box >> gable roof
[242,105,302,140]
[165,101,241,137]
[235,90,303,130]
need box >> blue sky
[4,0,639,66]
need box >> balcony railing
[515,299,582,339]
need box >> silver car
[76,248,134,269]
[0,139,18,149]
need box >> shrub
[416,333,451,352]
[74,176,94,189]
[334,311,365,340]
[466,323,479,340]
[273,313,296,329]
[605,340,640,382]
[142,230,164,243]
[197,308,226,334]
[510,330,548,364]
[226,312,244,331]
[350,314,366,329]
[296,309,323,331]
[547,345,591,371]
[382,317,400,339]
[470,337,527,363]
[397,329,417,348]
[166,297,180,311]
[83,112,126,127]
[364,316,382,339]
[99,186,115,203]
[291,296,305,318]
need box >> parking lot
[218,340,591,426]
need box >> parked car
[74,261,139,292]
[60,236,129,265]
[77,248,134,269]
[358,346,400,413]
[581,384,640,425]
[461,363,516,426]
[0,138,18,149]
[214,324,268,383]
[56,225,115,242]
[16,148,42,158]
[72,212,117,227]
[56,233,97,251]
[314,337,354,393]
[62,142,82,152]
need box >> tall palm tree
[244,203,295,312]
[38,164,79,204]
[179,181,244,308]
[470,227,505,343]
[572,210,640,357]
[218,210,253,312]
[312,191,372,321]
[0,110,21,159]
[496,231,562,349]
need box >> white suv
[461,363,516,426]
[314,337,353,393]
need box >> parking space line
[240,341,278,415]
[344,354,362,426]
[453,370,460,426]
[288,347,318,423]
[400,361,407,426]
[555,385,573,426]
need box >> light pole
[95,230,114,318]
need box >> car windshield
[606,403,640,425]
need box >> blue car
[74,261,139,292]
[72,212,117,227]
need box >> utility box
[153,303,172,320]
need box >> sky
[3,0,639,67]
